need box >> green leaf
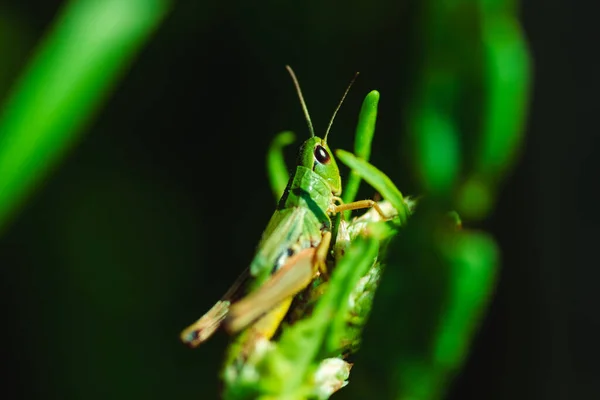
[267,131,296,201]
[0,0,170,232]
[343,90,379,207]
[336,149,409,224]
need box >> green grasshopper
[180,68,412,366]
[180,67,394,349]
[181,67,416,399]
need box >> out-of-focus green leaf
[0,0,170,233]
[411,106,461,195]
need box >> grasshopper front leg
[336,149,412,225]
[331,197,394,220]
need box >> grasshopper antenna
[324,71,360,143]
[286,65,315,138]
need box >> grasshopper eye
[314,145,331,164]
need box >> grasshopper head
[298,136,342,196]
[285,65,357,198]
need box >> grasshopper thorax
[297,136,342,196]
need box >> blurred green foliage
[351,2,530,399]
[0,0,170,232]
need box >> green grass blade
[342,90,379,208]
[336,149,409,224]
[0,0,170,232]
[266,131,295,202]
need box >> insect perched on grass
[180,66,398,349]
[180,67,412,398]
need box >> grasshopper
[180,67,395,350]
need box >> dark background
[1,1,597,399]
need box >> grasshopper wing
[225,247,316,334]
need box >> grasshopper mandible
[180,66,391,349]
